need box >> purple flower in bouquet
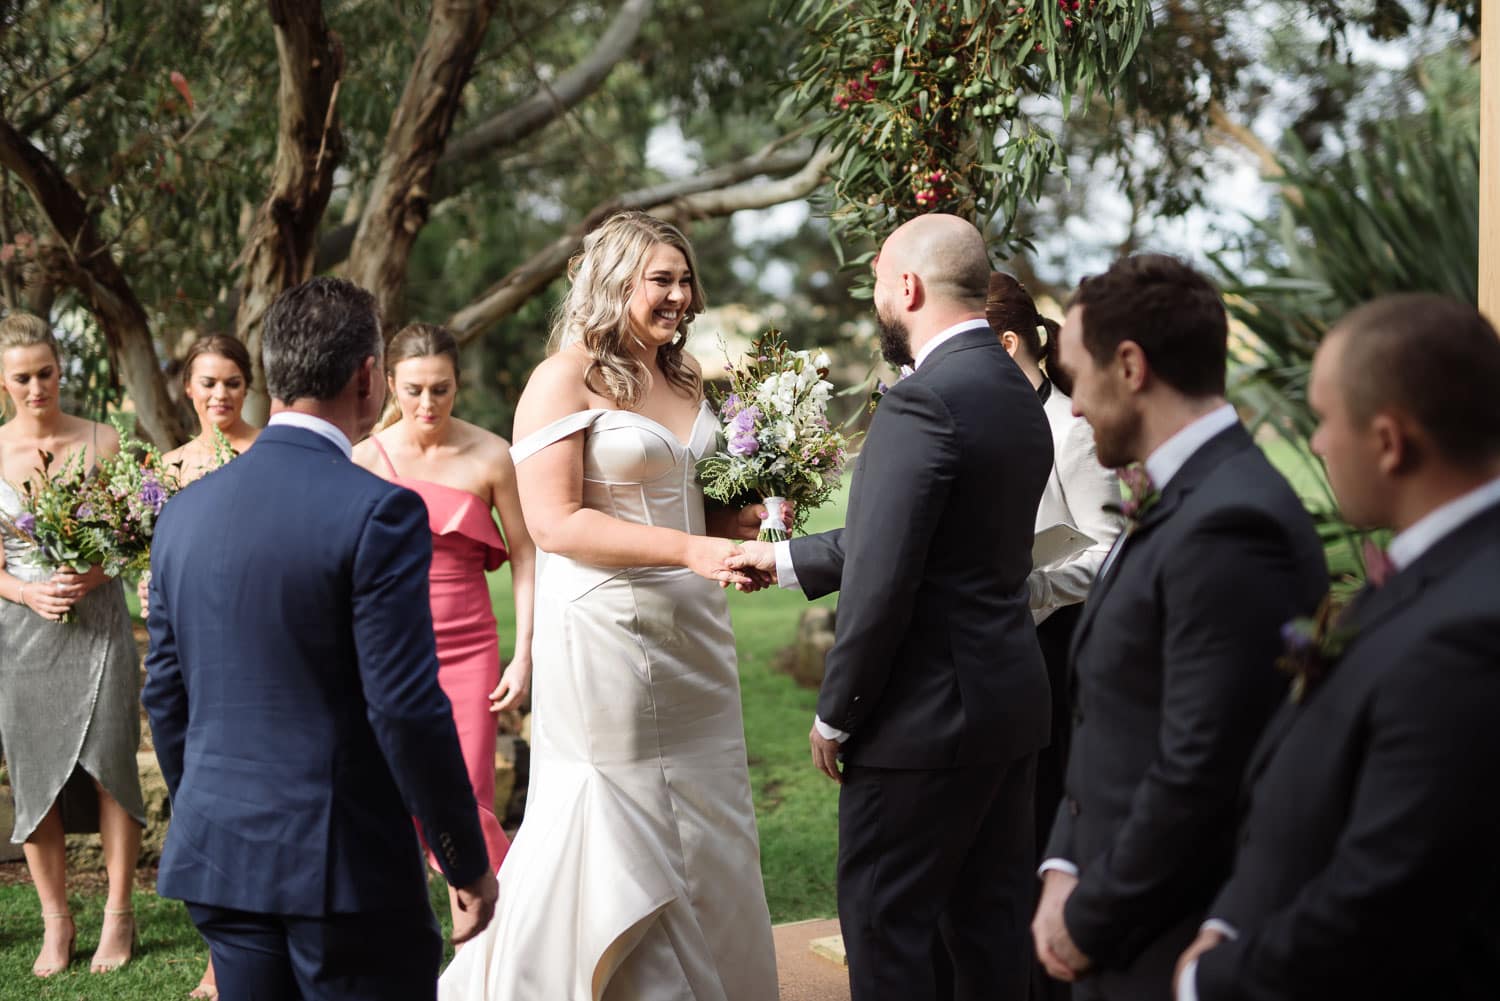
[721,393,744,419]
[75,503,95,519]
[14,512,35,536]
[139,475,168,515]
[726,405,762,457]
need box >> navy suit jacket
[143,425,488,917]
[788,326,1055,768]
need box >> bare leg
[22,802,75,977]
[190,957,219,999]
[90,780,141,972]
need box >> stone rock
[0,784,22,862]
[782,606,837,689]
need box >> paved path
[774,918,850,1001]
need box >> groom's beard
[878,315,914,368]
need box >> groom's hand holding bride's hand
[452,869,499,946]
[722,540,777,592]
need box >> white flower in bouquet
[697,330,851,543]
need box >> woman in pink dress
[353,323,536,921]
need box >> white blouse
[1030,385,1125,623]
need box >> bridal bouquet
[698,329,849,542]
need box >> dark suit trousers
[187,902,441,1001]
[1030,604,1081,1001]
[839,754,1037,1001]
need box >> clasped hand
[702,502,790,592]
[23,565,107,621]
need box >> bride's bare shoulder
[514,349,594,436]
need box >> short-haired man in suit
[144,278,497,1000]
[1174,294,1500,1001]
[1031,255,1327,1001]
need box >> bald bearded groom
[732,214,1054,1000]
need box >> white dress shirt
[1178,472,1500,1001]
[268,411,353,460]
[1039,403,1239,881]
[779,317,993,743]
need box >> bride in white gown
[440,211,779,1001]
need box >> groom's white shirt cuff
[814,716,849,743]
[1176,920,1239,1001]
[1038,858,1080,878]
[773,540,801,591]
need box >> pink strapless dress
[373,439,512,873]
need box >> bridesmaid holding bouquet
[353,323,536,910]
[140,334,260,1000]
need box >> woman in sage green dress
[0,312,146,979]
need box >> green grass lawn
[0,492,847,998]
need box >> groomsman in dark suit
[731,214,1055,1000]
[1175,294,1500,1001]
[1031,255,1327,1001]
[144,278,496,1000]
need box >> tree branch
[234,0,346,425]
[345,0,500,327]
[0,116,185,447]
[313,0,653,273]
[447,144,836,344]
[440,0,654,168]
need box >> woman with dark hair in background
[140,333,260,999]
[987,272,1124,1000]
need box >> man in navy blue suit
[144,278,496,1000]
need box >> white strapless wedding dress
[439,404,778,1001]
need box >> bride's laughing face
[626,244,692,350]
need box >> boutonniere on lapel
[1277,594,1357,704]
[869,365,914,412]
[1104,463,1161,532]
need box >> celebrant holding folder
[988,273,1123,925]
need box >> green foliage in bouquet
[699,330,851,538]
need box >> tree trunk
[0,118,185,448]
[234,0,345,426]
[314,0,653,274]
[345,0,500,332]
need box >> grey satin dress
[0,478,145,842]
[441,402,778,1001]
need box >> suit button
[1068,798,1081,817]
[852,696,861,703]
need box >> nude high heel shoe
[89,905,136,973]
[33,911,75,978]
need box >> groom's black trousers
[187,901,441,1001]
[838,753,1037,1001]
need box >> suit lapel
[1069,425,1256,663]
[1244,503,1500,782]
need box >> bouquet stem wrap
[759,496,790,543]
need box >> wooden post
[1482,0,1499,321]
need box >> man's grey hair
[262,278,382,404]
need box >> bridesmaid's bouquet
[698,329,849,542]
[0,420,217,616]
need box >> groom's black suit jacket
[1045,423,1326,997]
[1196,500,1500,1001]
[789,326,1054,769]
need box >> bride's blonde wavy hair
[549,211,704,409]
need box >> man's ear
[902,270,923,312]
[1371,412,1415,477]
[1000,331,1020,357]
[357,356,377,398]
[1116,340,1149,393]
